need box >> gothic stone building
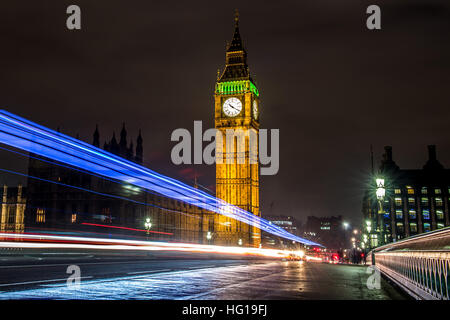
[214,11,261,247]
[0,184,26,233]
[25,125,215,244]
[362,145,450,248]
[24,12,263,247]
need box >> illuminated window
[409,209,416,219]
[436,210,444,220]
[435,197,443,207]
[36,208,45,223]
[396,222,404,233]
[408,197,415,205]
[423,223,431,232]
[395,197,402,206]
[437,223,444,229]
[410,223,417,233]
[406,186,414,194]
[394,189,401,194]
[421,187,428,194]
[395,209,403,219]
[422,209,430,220]
[421,197,428,206]
[435,188,441,194]
[71,213,77,223]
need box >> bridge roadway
[0,251,406,299]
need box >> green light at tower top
[215,80,259,97]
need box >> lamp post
[375,177,386,246]
[343,222,349,248]
[365,220,372,249]
[376,178,385,212]
[144,218,152,238]
[206,231,212,245]
[362,234,368,247]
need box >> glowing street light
[343,222,349,230]
[375,177,387,246]
[366,220,372,233]
[144,218,152,234]
[206,231,212,241]
[238,238,243,246]
[375,178,385,200]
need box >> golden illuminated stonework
[214,11,260,247]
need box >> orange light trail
[0,232,302,259]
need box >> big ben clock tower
[214,11,260,247]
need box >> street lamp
[342,222,350,249]
[366,220,371,231]
[144,218,152,235]
[238,238,243,246]
[206,231,212,244]
[375,177,386,246]
[375,178,385,202]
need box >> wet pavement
[0,260,405,300]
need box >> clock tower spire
[218,9,252,83]
[214,11,260,248]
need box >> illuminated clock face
[222,97,242,117]
[253,100,258,120]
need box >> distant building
[0,184,26,233]
[261,215,301,248]
[264,215,300,235]
[362,145,450,249]
[303,215,346,249]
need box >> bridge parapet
[369,227,450,300]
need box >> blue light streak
[0,167,199,221]
[0,110,322,246]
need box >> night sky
[1,0,450,226]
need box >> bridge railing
[369,227,450,300]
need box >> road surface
[0,253,405,299]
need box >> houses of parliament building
[362,145,450,248]
[1,12,262,247]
